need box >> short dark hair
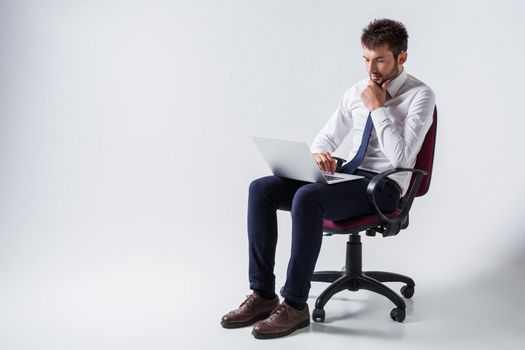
[361,19,408,58]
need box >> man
[221,18,435,339]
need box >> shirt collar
[386,68,408,98]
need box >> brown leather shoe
[251,301,310,339]
[221,293,280,329]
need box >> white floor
[213,261,525,350]
[1,241,524,350]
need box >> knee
[249,177,270,197]
[292,186,321,212]
[249,176,279,200]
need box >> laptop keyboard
[324,174,344,181]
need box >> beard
[371,63,402,86]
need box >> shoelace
[267,303,292,321]
[239,294,257,308]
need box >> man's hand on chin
[360,79,390,111]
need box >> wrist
[370,103,384,111]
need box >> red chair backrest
[412,106,437,197]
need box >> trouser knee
[248,176,275,201]
[291,185,321,214]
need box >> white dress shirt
[311,68,436,196]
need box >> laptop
[253,137,363,184]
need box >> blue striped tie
[340,112,373,174]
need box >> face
[362,44,407,85]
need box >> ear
[398,51,408,65]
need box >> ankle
[253,289,277,300]
[284,299,306,310]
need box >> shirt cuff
[310,147,328,154]
[370,107,390,126]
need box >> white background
[1,0,524,349]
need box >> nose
[366,61,377,74]
[366,61,377,75]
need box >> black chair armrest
[332,157,346,172]
[366,168,428,225]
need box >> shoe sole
[251,319,310,339]
[221,311,274,329]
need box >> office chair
[311,107,437,323]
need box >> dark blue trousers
[247,169,401,305]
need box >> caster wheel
[312,308,325,323]
[390,308,406,322]
[401,285,415,299]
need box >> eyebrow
[363,56,386,60]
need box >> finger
[381,79,390,90]
[315,157,326,171]
[320,152,331,161]
[369,81,382,90]
[322,153,334,171]
[315,153,329,171]
[330,159,336,173]
[320,155,335,173]
[321,159,330,172]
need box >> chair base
[311,234,415,323]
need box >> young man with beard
[221,18,436,339]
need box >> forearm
[371,90,435,167]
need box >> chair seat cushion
[323,208,403,234]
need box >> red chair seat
[323,208,403,234]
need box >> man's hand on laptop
[313,152,337,174]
